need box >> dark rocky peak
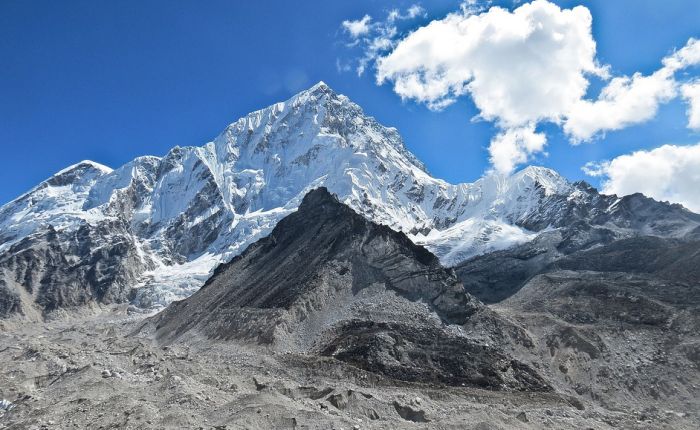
[305,188,435,260]
[152,188,485,342]
[201,187,474,323]
[147,188,548,391]
[295,186,353,218]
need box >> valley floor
[0,306,695,430]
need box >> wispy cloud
[337,4,426,77]
[388,4,426,23]
[341,15,372,39]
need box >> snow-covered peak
[213,82,426,174]
[0,160,113,253]
[55,160,113,176]
[510,166,571,196]
[0,82,591,307]
[308,80,330,91]
[293,80,333,100]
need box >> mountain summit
[1,82,698,317]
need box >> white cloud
[564,68,677,141]
[367,1,700,174]
[357,25,398,76]
[407,4,426,19]
[342,15,372,39]
[564,38,700,141]
[460,0,489,16]
[376,0,605,127]
[488,125,547,174]
[662,37,700,71]
[583,143,700,212]
[339,5,426,77]
[387,9,401,23]
[388,4,425,23]
[681,80,700,130]
[374,0,606,173]
[342,1,700,175]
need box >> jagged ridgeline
[1,82,699,318]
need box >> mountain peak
[154,187,482,339]
[308,80,330,92]
[213,77,428,177]
[5,78,699,317]
[511,165,571,195]
[297,186,340,209]
[53,160,113,177]
[147,187,552,392]
[43,160,113,190]
[288,80,339,107]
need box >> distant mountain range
[1,82,699,318]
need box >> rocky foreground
[0,306,695,430]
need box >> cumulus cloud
[583,143,700,212]
[681,81,700,130]
[375,0,605,173]
[564,69,677,141]
[564,38,700,141]
[349,0,700,174]
[342,15,372,39]
[376,0,605,124]
[663,38,700,71]
[488,125,547,174]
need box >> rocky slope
[452,211,700,415]
[1,191,697,427]
[496,269,700,416]
[8,310,691,429]
[455,189,700,303]
[148,188,549,391]
[2,82,699,318]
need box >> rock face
[149,188,549,391]
[2,81,699,317]
[497,269,700,413]
[452,220,700,413]
[455,188,700,303]
[0,220,153,319]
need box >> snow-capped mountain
[1,82,698,316]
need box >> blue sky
[1,0,699,206]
